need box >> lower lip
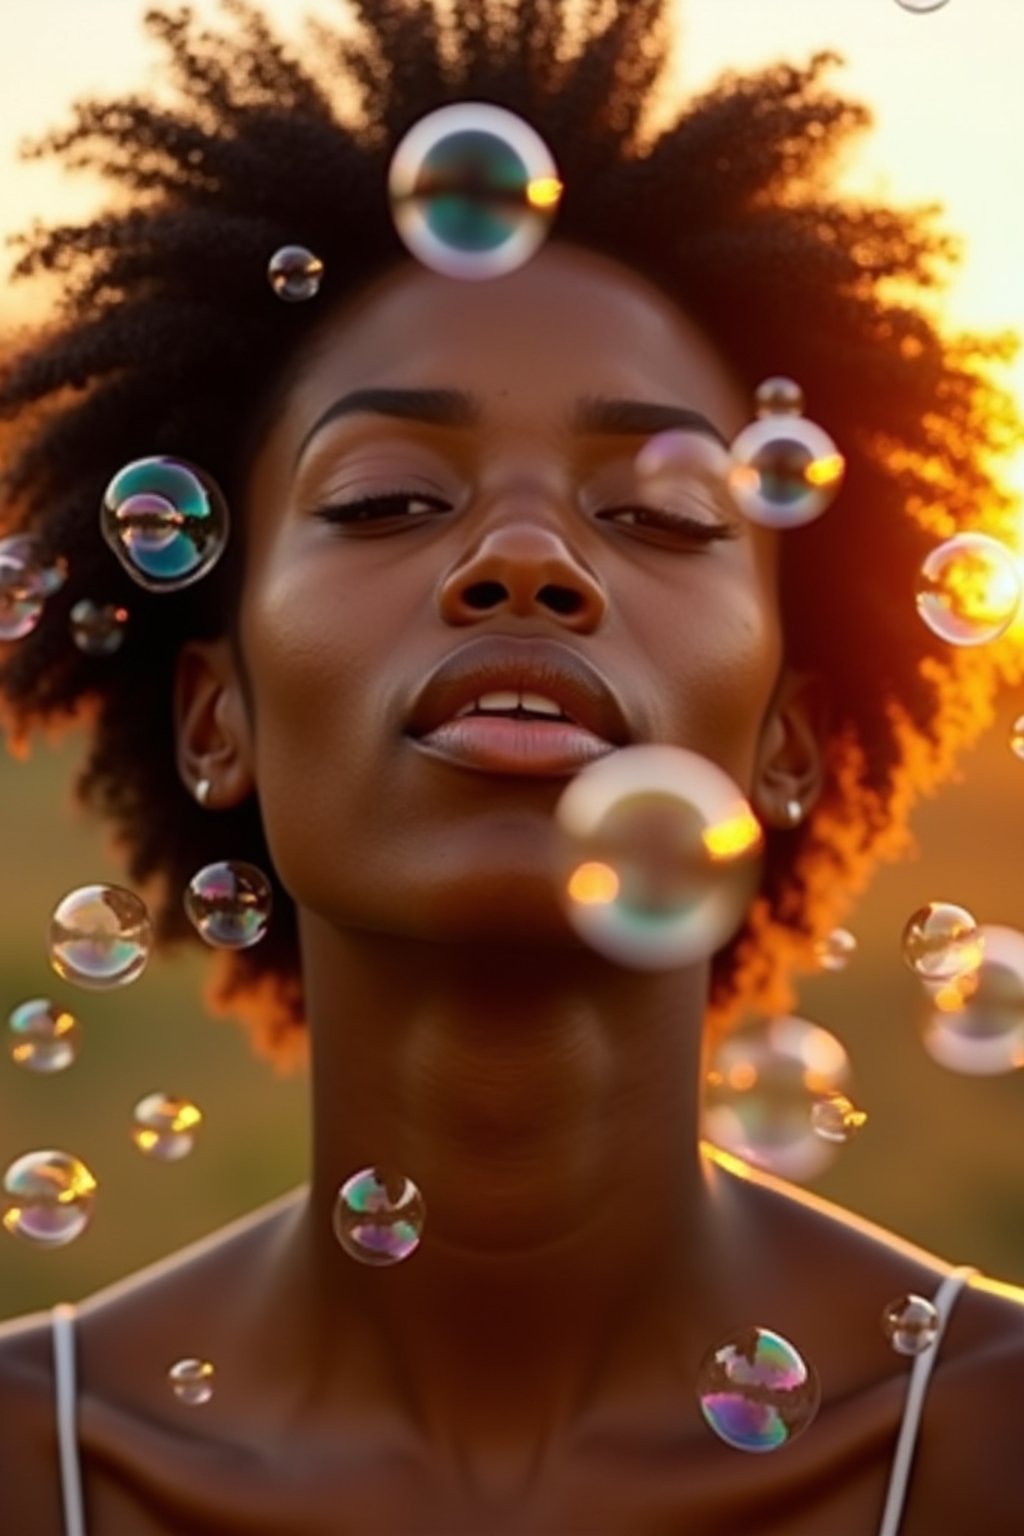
[411,717,619,776]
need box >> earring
[195,777,212,807]
[781,797,804,828]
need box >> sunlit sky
[1,0,1023,493]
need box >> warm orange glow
[526,176,563,210]
[805,452,845,488]
[702,803,763,862]
[726,1061,757,1091]
[567,861,619,906]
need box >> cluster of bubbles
[332,1167,426,1266]
[726,378,846,531]
[696,1326,821,1452]
[552,744,763,971]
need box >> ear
[751,668,827,830]
[174,637,256,811]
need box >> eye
[598,503,740,544]
[312,490,453,531]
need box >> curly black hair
[0,0,1020,1068]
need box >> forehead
[268,242,749,450]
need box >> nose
[436,518,607,631]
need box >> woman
[0,1,1021,1531]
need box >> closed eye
[598,505,740,543]
[312,491,453,529]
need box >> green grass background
[1,696,1022,1320]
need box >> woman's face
[229,242,785,942]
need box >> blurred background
[1,0,1022,1318]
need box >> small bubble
[100,456,230,592]
[902,901,982,981]
[332,1167,426,1266]
[184,861,272,948]
[754,377,805,418]
[813,927,857,973]
[0,535,52,640]
[69,599,129,656]
[726,415,845,529]
[703,1016,853,1181]
[388,102,562,280]
[697,1326,820,1452]
[8,998,80,1072]
[131,1093,203,1160]
[168,1357,215,1405]
[48,884,153,990]
[920,924,1024,1075]
[810,1092,867,1144]
[267,244,324,302]
[2,1150,97,1247]
[553,745,763,971]
[882,1294,939,1355]
[915,532,1021,646]
[895,0,949,12]
[1009,714,1024,761]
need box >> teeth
[451,690,570,720]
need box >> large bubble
[388,102,562,280]
[915,533,1021,646]
[552,745,763,970]
[726,414,844,530]
[48,884,153,990]
[2,1150,97,1247]
[920,924,1024,1074]
[101,456,230,592]
[332,1167,426,1266]
[697,1326,820,1452]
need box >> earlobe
[751,670,827,830]
[174,638,255,810]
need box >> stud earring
[195,777,212,807]
[781,797,804,828]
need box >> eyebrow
[293,386,729,466]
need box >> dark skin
[1,243,1022,1535]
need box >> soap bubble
[184,861,272,948]
[553,745,763,971]
[895,0,949,12]
[920,924,1024,1074]
[882,1294,939,1355]
[901,901,982,982]
[168,1358,214,1405]
[754,377,805,418]
[2,1150,97,1247]
[697,1326,820,1452]
[813,928,857,973]
[703,1015,853,1180]
[810,1092,867,1144]
[726,415,844,529]
[388,102,562,280]
[48,884,153,989]
[332,1167,426,1266]
[915,533,1021,646]
[8,998,80,1072]
[101,456,230,592]
[131,1093,203,1161]
[0,535,59,640]
[267,244,324,301]
[69,599,129,656]
[1009,714,1024,761]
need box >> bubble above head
[388,102,563,280]
[552,745,763,970]
[100,456,230,592]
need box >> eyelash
[312,492,739,544]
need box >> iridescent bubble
[131,1093,203,1161]
[895,0,949,12]
[902,901,982,981]
[69,599,129,656]
[332,1167,426,1266]
[48,884,153,990]
[2,1150,97,1247]
[915,533,1021,646]
[754,377,805,418]
[168,1357,215,1405]
[183,861,272,949]
[810,1092,867,1144]
[8,998,80,1072]
[697,1327,820,1452]
[0,535,53,640]
[920,924,1024,1074]
[1009,714,1024,761]
[553,745,763,971]
[267,244,324,302]
[813,927,857,973]
[703,1015,853,1180]
[726,414,844,529]
[100,456,230,592]
[388,102,563,280]
[882,1294,939,1355]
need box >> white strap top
[51,1265,979,1535]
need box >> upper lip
[405,636,634,746]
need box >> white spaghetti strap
[876,1264,979,1536]
[51,1303,86,1536]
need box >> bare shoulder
[0,1307,67,1531]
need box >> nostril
[540,585,585,617]
[463,580,507,609]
